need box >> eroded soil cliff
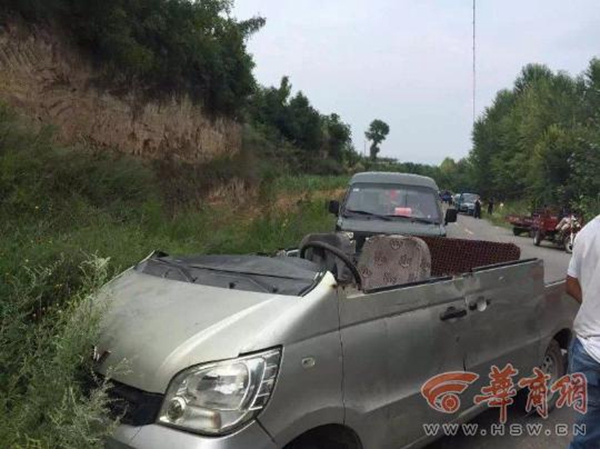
[0,22,242,163]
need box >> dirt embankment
[0,21,242,163]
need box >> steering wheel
[299,241,362,289]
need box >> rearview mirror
[445,208,458,225]
[328,200,340,216]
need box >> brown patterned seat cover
[358,235,432,290]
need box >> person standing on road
[474,198,482,219]
[487,198,494,215]
[566,213,600,449]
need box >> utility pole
[472,0,477,124]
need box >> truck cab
[329,172,457,242]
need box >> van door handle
[440,306,468,321]
[468,297,492,312]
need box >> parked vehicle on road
[532,211,583,253]
[98,233,577,449]
[456,193,480,215]
[453,193,461,206]
[328,172,458,245]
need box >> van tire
[543,339,566,412]
[284,426,361,449]
[516,339,565,414]
[289,441,344,449]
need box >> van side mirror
[328,200,340,215]
[445,208,458,225]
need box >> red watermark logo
[421,364,588,423]
[474,363,518,423]
[421,372,480,414]
[517,367,551,418]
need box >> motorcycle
[556,215,582,254]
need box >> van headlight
[157,349,281,435]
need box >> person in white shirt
[566,214,600,449]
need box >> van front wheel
[289,440,346,449]
[285,426,360,449]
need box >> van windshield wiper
[151,258,196,282]
[386,215,439,225]
[343,209,392,221]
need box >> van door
[461,259,545,405]
[339,277,471,449]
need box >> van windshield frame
[342,182,442,224]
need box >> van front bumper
[106,421,278,449]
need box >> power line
[473,0,477,124]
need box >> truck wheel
[533,230,542,246]
[565,240,574,254]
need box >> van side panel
[340,278,469,449]
[540,281,579,350]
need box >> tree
[285,92,322,152]
[249,77,353,164]
[365,120,390,160]
[323,114,352,162]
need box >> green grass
[485,200,534,229]
[272,174,350,193]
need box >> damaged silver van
[98,234,578,449]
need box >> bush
[0,258,118,449]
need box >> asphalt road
[447,213,572,283]
[425,213,575,449]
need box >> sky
[232,0,600,165]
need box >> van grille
[86,375,164,426]
[106,381,164,426]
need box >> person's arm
[566,275,582,304]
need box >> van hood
[94,269,316,393]
[337,216,446,237]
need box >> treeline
[440,59,600,215]
[246,76,360,174]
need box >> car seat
[357,235,431,291]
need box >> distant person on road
[566,213,600,449]
[487,198,494,215]
[474,198,482,219]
